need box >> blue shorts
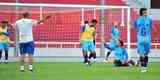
[104,44,116,51]
[104,39,117,51]
[82,41,95,52]
[137,36,151,55]
[19,41,35,55]
[0,43,9,50]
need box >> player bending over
[0,20,10,63]
[14,12,52,72]
[80,24,96,65]
[134,8,157,72]
[103,22,120,63]
[113,40,135,67]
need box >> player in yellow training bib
[80,24,96,65]
[0,20,10,63]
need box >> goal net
[0,3,131,59]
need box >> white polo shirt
[15,18,38,43]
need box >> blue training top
[114,47,128,62]
[134,16,152,37]
[111,26,120,40]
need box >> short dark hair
[22,12,30,17]
[84,21,89,24]
[139,8,147,16]
[91,19,98,23]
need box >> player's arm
[2,31,9,36]
[132,20,137,29]
[102,35,108,48]
[13,22,20,41]
[36,15,52,24]
[2,23,12,36]
[130,18,139,29]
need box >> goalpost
[0,2,131,60]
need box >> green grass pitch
[0,62,160,80]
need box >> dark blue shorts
[19,41,35,55]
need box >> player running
[0,20,10,63]
[134,8,157,72]
[103,22,120,63]
[14,12,52,72]
[80,24,96,65]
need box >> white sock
[142,67,147,70]
[29,65,33,70]
[5,60,8,62]
[20,66,24,70]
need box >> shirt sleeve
[14,22,17,27]
[31,19,38,26]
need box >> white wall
[3,48,160,62]
[124,0,160,20]
[150,9,160,20]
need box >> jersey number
[141,27,146,36]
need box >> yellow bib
[0,27,10,43]
[80,27,95,41]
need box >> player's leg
[103,43,113,61]
[138,36,150,72]
[26,41,35,71]
[19,54,25,72]
[4,43,9,63]
[28,54,34,71]
[19,43,26,72]
[88,52,93,59]
[140,40,150,72]
[115,60,134,67]
[139,53,147,72]
[127,60,135,66]
[83,51,89,63]
[113,59,122,66]
[88,52,96,60]
[93,38,96,46]
[89,41,96,62]
[0,44,3,63]
[4,50,8,63]
[135,60,140,66]
[82,41,89,64]
[138,44,147,72]
[0,50,2,63]
[140,55,147,72]
[105,50,111,61]
[143,42,150,69]
[137,41,147,72]
[89,41,96,60]
[144,55,148,68]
